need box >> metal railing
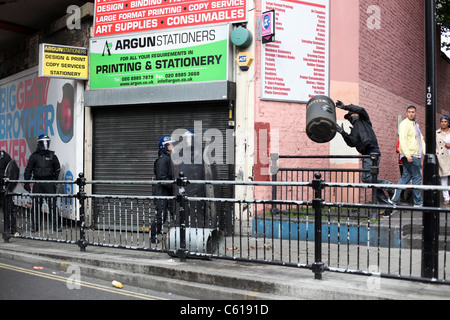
[270,154,381,206]
[2,172,450,284]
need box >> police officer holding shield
[24,135,61,232]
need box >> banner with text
[0,69,83,219]
[94,0,246,37]
[261,0,329,102]
[38,44,88,80]
[90,25,229,89]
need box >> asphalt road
[0,256,193,300]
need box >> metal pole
[177,172,188,262]
[370,153,379,219]
[1,179,10,242]
[422,0,440,279]
[270,153,280,214]
[76,173,88,252]
[312,172,325,280]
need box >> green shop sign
[90,25,229,89]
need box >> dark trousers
[31,182,57,231]
[151,198,174,237]
[361,156,394,205]
[3,194,16,234]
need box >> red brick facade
[359,0,450,183]
[254,0,450,199]
[437,52,450,117]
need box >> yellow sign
[39,44,88,80]
[236,52,253,71]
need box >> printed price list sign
[261,0,329,102]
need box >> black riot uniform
[24,135,61,232]
[0,151,12,179]
[150,136,174,243]
[173,130,207,228]
[0,151,15,234]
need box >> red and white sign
[94,0,247,37]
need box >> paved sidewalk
[0,237,449,300]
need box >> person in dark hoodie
[24,134,61,232]
[335,101,394,214]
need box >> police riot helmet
[37,134,51,150]
[158,136,174,154]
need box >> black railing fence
[2,169,450,284]
[270,153,383,206]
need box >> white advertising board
[261,0,330,103]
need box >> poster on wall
[90,24,229,89]
[261,0,329,103]
[0,67,83,220]
[94,0,247,37]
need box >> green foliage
[437,0,450,51]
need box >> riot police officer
[24,135,61,232]
[151,136,174,243]
[173,130,207,228]
[0,151,12,180]
[0,150,15,235]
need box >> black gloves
[335,123,345,134]
[335,100,345,109]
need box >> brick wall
[360,0,425,106]
[359,0,426,183]
[359,0,450,184]
[437,53,450,118]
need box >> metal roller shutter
[91,101,234,231]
